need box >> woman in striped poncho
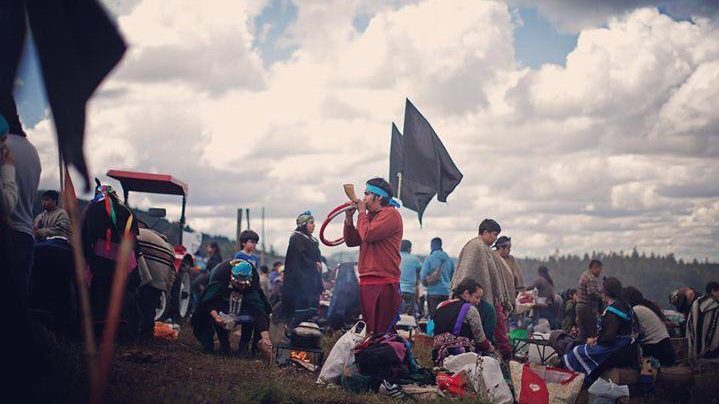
[563,277,639,382]
[687,282,719,361]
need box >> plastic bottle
[426,318,435,336]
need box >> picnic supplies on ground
[354,334,409,382]
[436,371,470,397]
[344,333,433,391]
[443,352,513,403]
[290,322,323,349]
[399,384,445,400]
[153,321,179,340]
[317,321,367,384]
[510,360,584,404]
[587,377,630,404]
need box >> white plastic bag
[443,352,512,404]
[475,355,513,404]
[317,321,366,384]
[587,377,630,404]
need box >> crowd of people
[4,91,719,398]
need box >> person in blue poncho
[421,237,454,319]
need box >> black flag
[389,123,435,224]
[389,99,463,224]
[0,0,126,191]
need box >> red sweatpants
[360,283,401,335]
[494,303,512,357]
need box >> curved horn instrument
[343,184,360,203]
[320,184,359,247]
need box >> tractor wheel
[161,260,192,323]
[154,291,167,321]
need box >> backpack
[354,334,410,382]
[422,253,447,286]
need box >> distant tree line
[45,191,715,302]
[518,249,718,309]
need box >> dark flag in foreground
[389,123,436,224]
[0,0,126,190]
[389,99,463,224]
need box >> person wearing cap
[495,236,525,294]
[452,218,513,358]
[282,210,323,328]
[192,259,272,355]
[343,177,403,335]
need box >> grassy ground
[46,322,454,404]
[34,320,718,403]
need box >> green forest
[517,250,717,309]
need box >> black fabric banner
[0,0,126,190]
[389,99,463,224]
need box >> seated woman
[191,259,272,356]
[563,277,639,380]
[624,286,676,366]
[432,279,497,365]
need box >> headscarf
[365,183,401,208]
[230,259,254,286]
[92,181,120,227]
[296,210,314,227]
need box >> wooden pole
[245,208,250,230]
[236,208,242,250]
[61,165,98,400]
[91,235,134,404]
[261,206,266,266]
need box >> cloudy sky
[14,0,719,261]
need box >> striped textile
[563,336,632,374]
[687,295,719,360]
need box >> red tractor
[107,170,195,321]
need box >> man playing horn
[343,177,403,335]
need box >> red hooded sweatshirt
[343,206,403,285]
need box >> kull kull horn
[320,184,359,247]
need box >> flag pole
[261,206,266,266]
[397,172,403,202]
